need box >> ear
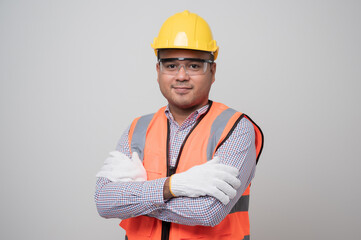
[210,62,216,84]
[156,62,160,83]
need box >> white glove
[96,151,147,182]
[170,157,241,205]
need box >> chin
[171,98,194,108]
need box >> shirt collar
[164,103,210,124]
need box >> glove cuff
[169,173,194,197]
[169,175,176,197]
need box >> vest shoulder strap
[244,114,264,164]
[128,113,155,160]
[206,107,239,161]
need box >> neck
[168,101,209,125]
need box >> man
[95,10,263,240]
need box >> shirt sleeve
[95,177,168,219]
[146,117,257,226]
[95,125,166,219]
[95,117,257,226]
[115,125,132,158]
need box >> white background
[1,0,360,239]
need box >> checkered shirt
[95,104,257,226]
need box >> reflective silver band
[206,108,237,161]
[230,194,249,213]
[130,113,154,161]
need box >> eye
[163,62,178,69]
[188,63,202,70]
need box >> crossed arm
[94,118,256,226]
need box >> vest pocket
[120,216,156,237]
[180,235,231,240]
[143,152,167,180]
[176,219,232,239]
[146,170,163,180]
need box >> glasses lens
[186,61,206,75]
[160,61,180,74]
[159,58,210,76]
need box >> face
[156,49,216,113]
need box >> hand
[170,157,241,205]
[96,151,147,182]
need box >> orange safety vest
[120,101,264,240]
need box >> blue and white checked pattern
[95,104,256,226]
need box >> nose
[175,65,190,81]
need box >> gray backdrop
[1,0,360,239]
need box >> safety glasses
[158,58,213,76]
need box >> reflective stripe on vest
[129,113,154,160]
[230,194,250,213]
[206,107,237,161]
[243,235,250,240]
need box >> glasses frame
[158,58,214,76]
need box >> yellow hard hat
[151,10,219,60]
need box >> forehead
[158,49,212,59]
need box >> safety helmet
[151,10,219,60]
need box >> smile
[172,86,192,94]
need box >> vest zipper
[161,101,213,240]
[161,119,172,240]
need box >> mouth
[172,86,192,94]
